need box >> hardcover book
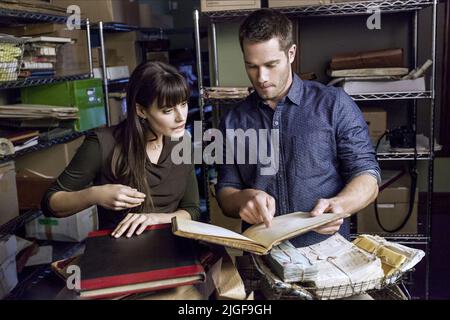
[77,224,205,299]
[172,212,350,255]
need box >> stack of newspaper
[266,234,384,299]
[265,233,424,300]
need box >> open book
[172,212,350,255]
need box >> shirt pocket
[293,131,333,179]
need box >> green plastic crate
[21,78,106,131]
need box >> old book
[77,224,206,299]
[172,212,350,255]
[330,48,404,70]
[328,67,409,78]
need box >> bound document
[78,224,205,299]
[172,212,350,255]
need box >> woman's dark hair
[111,61,190,212]
[239,8,294,54]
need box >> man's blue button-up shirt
[216,74,380,247]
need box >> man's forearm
[217,187,259,218]
[329,174,379,214]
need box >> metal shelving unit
[0,74,91,90]
[0,7,69,24]
[203,0,433,21]
[0,210,42,240]
[0,8,95,232]
[0,130,88,165]
[195,0,438,299]
[89,22,159,126]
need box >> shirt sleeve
[40,132,102,217]
[334,89,381,184]
[215,112,246,194]
[177,166,200,221]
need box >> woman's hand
[93,184,146,211]
[111,213,160,238]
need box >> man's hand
[239,190,276,227]
[310,198,344,235]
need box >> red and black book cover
[78,223,205,299]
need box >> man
[216,9,380,247]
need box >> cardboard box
[52,0,139,24]
[0,162,19,227]
[361,107,387,145]
[93,65,130,81]
[0,255,18,299]
[139,3,153,28]
[15,136,85,178]
[16,172,55,210]
[104,31,141,72]
[268,0,330,7]
[146,51,170,64]
[0,235,17,264]
[200,0,260,12]
[357,176,418,234]
[0,235,18,300]
[108,93,127,126]
[25,205,99,242]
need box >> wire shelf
[350,91,432,101]
[0,210,42,240]
[203,0,434,21]
[204,91,432,104]
[377,151,431,161]
[0,8,69,25]
[0,73,91,89]
[0,131,87,165]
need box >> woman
[41,61,199,238]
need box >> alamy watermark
[171,121,280,176]
[66,5,81,30]
[367,6,381,30]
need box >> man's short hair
[239,8,294,53]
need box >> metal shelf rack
[194,0,438,299]
[203,0,434,21]
[0,130,88,165]
[0,7,69,25]
[0,74,91,90]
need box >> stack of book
[327,48,428,94]
[20,36,71,79]
[54,224,206,300]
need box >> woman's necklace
[148,141,162,151]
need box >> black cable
[373,130,418,233]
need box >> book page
[174,219,257,243]
[242,212,349,250]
